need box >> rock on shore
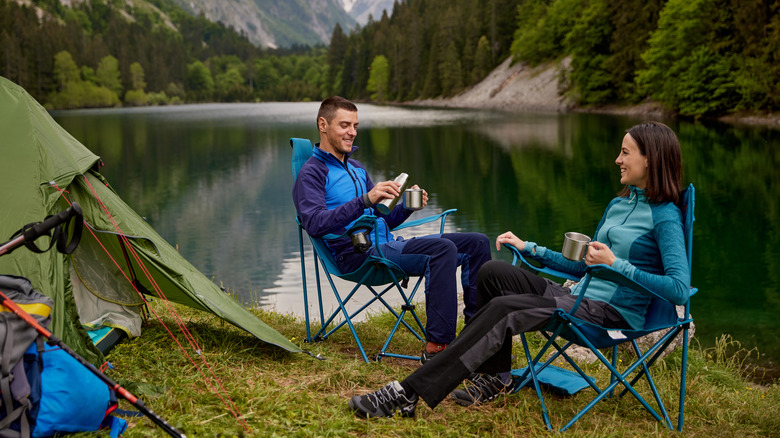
[411,56,574,113]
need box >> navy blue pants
[368,232,491,344]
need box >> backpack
[0,275,126,438]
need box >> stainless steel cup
[404,188,423,210]
[376,173,409,214]
[350,229,371,253]
[561,232,591,261]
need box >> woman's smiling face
[616,133,648,188]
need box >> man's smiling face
[319,108,358,161]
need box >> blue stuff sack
[32,343,114,437]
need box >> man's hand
[367,180,401,205]
[410,184,428,209]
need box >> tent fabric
[0,75,301,361]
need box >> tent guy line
[52,178,251,432]
[1,75,301,434]
[0,202,185,437]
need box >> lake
[51,103,780,379]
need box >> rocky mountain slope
[170,0,355,49]
[346,0,396,24]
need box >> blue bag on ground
[0,275,124,438]
[33,344,114,437]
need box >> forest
[2,0,779,117]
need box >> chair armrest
[392,209,457,234]
[585,264,697,304]
[322,215,379,240]
[322,215,391,258]
[504,243,580,282]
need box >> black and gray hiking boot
[450,373,511,407]
[349,381,418,418]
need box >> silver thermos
[376,173,409,214]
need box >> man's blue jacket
[293,143,412,270]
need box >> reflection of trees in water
[678,121,780,361]
[57,111,314,302]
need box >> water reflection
[51,103,780,375]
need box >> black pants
[405,260,630,408]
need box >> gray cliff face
[347,0,396,25]
[171,0,356,48]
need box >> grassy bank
[85,300,779,437]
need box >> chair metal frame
[508,184,696,432]
[291,138,456,362]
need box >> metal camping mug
[350,229,372,253]
[404,188,423,210]
[561,232,591,261]
[376,173,409,214]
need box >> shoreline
[404,56,780,128]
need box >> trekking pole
[0,202,83,256]
[0,204,186,437]
[0,289,186,438]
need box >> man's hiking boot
[450,373,512,407]
[349,381,418,418]
[420,342,447,365]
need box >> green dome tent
[0,76,301,365]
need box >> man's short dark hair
[317,96,357,127]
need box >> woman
[347,121,691,418]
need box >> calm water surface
[52,103,780,377]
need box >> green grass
[80,302,779,437]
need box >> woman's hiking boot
[349,381,418,418]
[450,373,512,407]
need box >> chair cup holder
[350,229,372,253]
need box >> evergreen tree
[472,35,492,84]
[604,0,663,102]
[325,23,348,96]
[439,41,464,96]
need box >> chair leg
[678,326,690,431]
[520,333,553,431]
[314,254,326,340]
[316,272,371,362]
[609,345,618,398]
[559,327,668,431]
[630,341,673,428]
[376,276,427,362]
[298,229,311,343]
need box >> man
[293,96,491,361]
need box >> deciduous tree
[367,55,389,101]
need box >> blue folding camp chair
[507,184,696,432]
[291,138,457,362]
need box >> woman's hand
[586,241,616,266]
[496,231,525,252]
